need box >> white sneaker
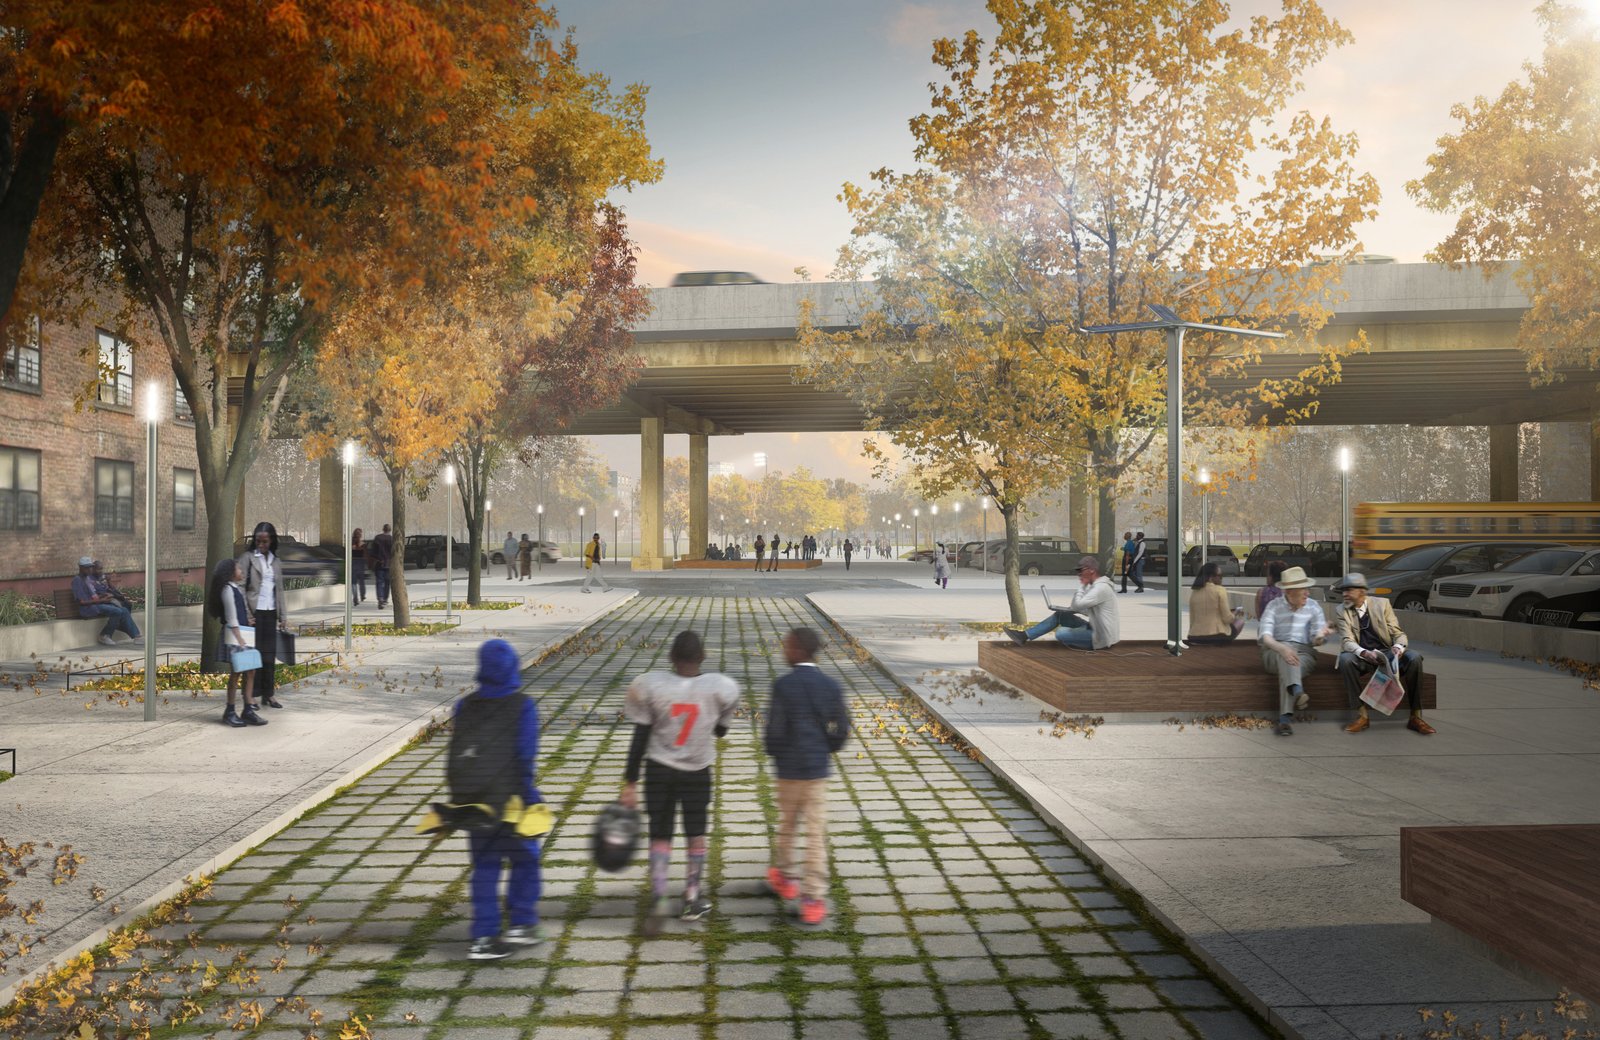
[98,635,116,646]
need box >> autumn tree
[25,1,573,657]
[1409,1,1600,380]
[802,0,1377,622]
[663,456,690,557]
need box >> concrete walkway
[0,575,637,1002]
[806,580,1598,1040]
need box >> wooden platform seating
[52,588,82,620]
[1402,824,1599,1000]
[976,639,1437,715]
[672,559,823,570]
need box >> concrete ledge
[0,584,349,661]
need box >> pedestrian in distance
[1119,531,1135,593]
[518,533,533,580]
[768,533,781,572]
[843,538,854,571]
[582,532,612,593]
[447,638,545,960]
[238,522,291,709]
[1130,532,1147,593]
[1255,560,1288,619]
[765,627,850,927]
[370,523,394,608]
[208,558,265,728]
[933,543,951,589]
[620,630,741,934]
[503,531,519,581]
[350,528,368,605]
[753,534,766,572]
[72,556,140,645]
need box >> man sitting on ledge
[1004,556,1120,650]
[1334,572,1435,736]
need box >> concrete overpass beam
[1489,424,1520,502]
[634,416,667,570]
[688,434,709,561]
[318,454,343,546]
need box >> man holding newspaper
[1004,556,1121,650]
[1333,573,1435,735]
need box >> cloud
[886,2,982,53]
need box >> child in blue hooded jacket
[453,638,543,960]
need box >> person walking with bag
[581,532,611,593]
[239,521,290,709]
[209,558,265,727]
[370,523,394,609]
[350,528,368,605]
[764,627,850,927]
[1129,532,1148,593]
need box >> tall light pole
[536,504,544,572]
[913,507,920,551]
[1339,446,1352,577]
[1198,468,1211,576]
[613,508,620,567]
[894,513,901,559]
[343,441,356,651]
[443,464,455,619]
[485,498,493,551]
[981,498,989,574]
[141,382,161,722]
[1082,304,1285,655]
[578,506,585,564]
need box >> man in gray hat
[71,556,140,646]
[1333,572,1433,735]
[1005,556,1120,650]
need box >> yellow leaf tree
[802,0,1378,622]
[1408,1,1600,381]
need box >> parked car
[1143,538,1169,577]
[1181,545,1241,577]
[955,541,986,568]
[489,540,560,565]
[1362,541,1546,612]
[230,536,343,583]
[972,537,1082,575]
[1243,542,1315,577]
[1305,540,1351,577]
[907,545,959,565]
[1528,587,1600,630]
[1428,546,1600,623]
[403,534,480,570]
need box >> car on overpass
[669,271,765,286]
[1361,540,1546,612]
[1429,546,1600,623]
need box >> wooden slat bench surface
[1402,824,1600,1000]
[976,639,1437,714]
[52,588,82,620]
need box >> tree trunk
[389,474,411,628]
[199,470,244,666]
[0,105,67,326]
[1096,484,1118,572]
[465,515,483,607]
[1002,505,1027,625]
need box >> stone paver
[4,587,1275,1039]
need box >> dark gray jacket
[764,664,849,780]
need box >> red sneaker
[765,867,798,901]
[798,898,827,926]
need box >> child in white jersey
[620,630,741,933]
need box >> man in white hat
[1333,572,1433,735]
[1256,566,1330,736]
[71,556,140,646]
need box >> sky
[563,0,1551,485]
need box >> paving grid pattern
[17,593,1273,1040]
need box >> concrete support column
[1489,424,1519,502]
[1591,413,1600,501]
[688,433,709,561]
[634,416,667,570]
[318,454,343,546]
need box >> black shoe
[241,706,268,726]
[468,937,512,961]
[261,696,283,709]
[1276,716,1294,736]
[1005,628,1027,646]
[222,706,245,728]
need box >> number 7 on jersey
[669,702,699,746]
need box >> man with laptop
[1004,556,1121,650]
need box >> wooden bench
[1402,824,1599,1000]
[159,580,182,606]
[976,639,1437,715]
[52,588,82,620]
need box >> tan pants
[773,778,829,900]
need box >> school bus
[1353,501,1600,569]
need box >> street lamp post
[952,503,961,568]
[536,504,544,572]
[913,507,920,551]
[1081,304,1285,655]
[1198,468,1211,575]
[1339,446,1352,577]
[443,464,455,619]
[343,441,355,652]
[894,513,901,559]
[141,382,160,722]
[981,498,989,574]
[613,509,620,567]
[578,506,585,565]
[485,498,493,551]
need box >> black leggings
[645,759,711,843]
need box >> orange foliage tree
[801,0,1378,622]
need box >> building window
[1454,516,1471,534]
[2,315,41,390]
[0,447,41,530]
[95,459,135,532]
[173,468,195,530]
[97,329,133,407]
[174,382,193,423]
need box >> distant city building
[710,461,736,478]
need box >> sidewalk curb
[0,590,638,1012]
[804,593,1319,1040]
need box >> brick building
[1,312,210,597]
